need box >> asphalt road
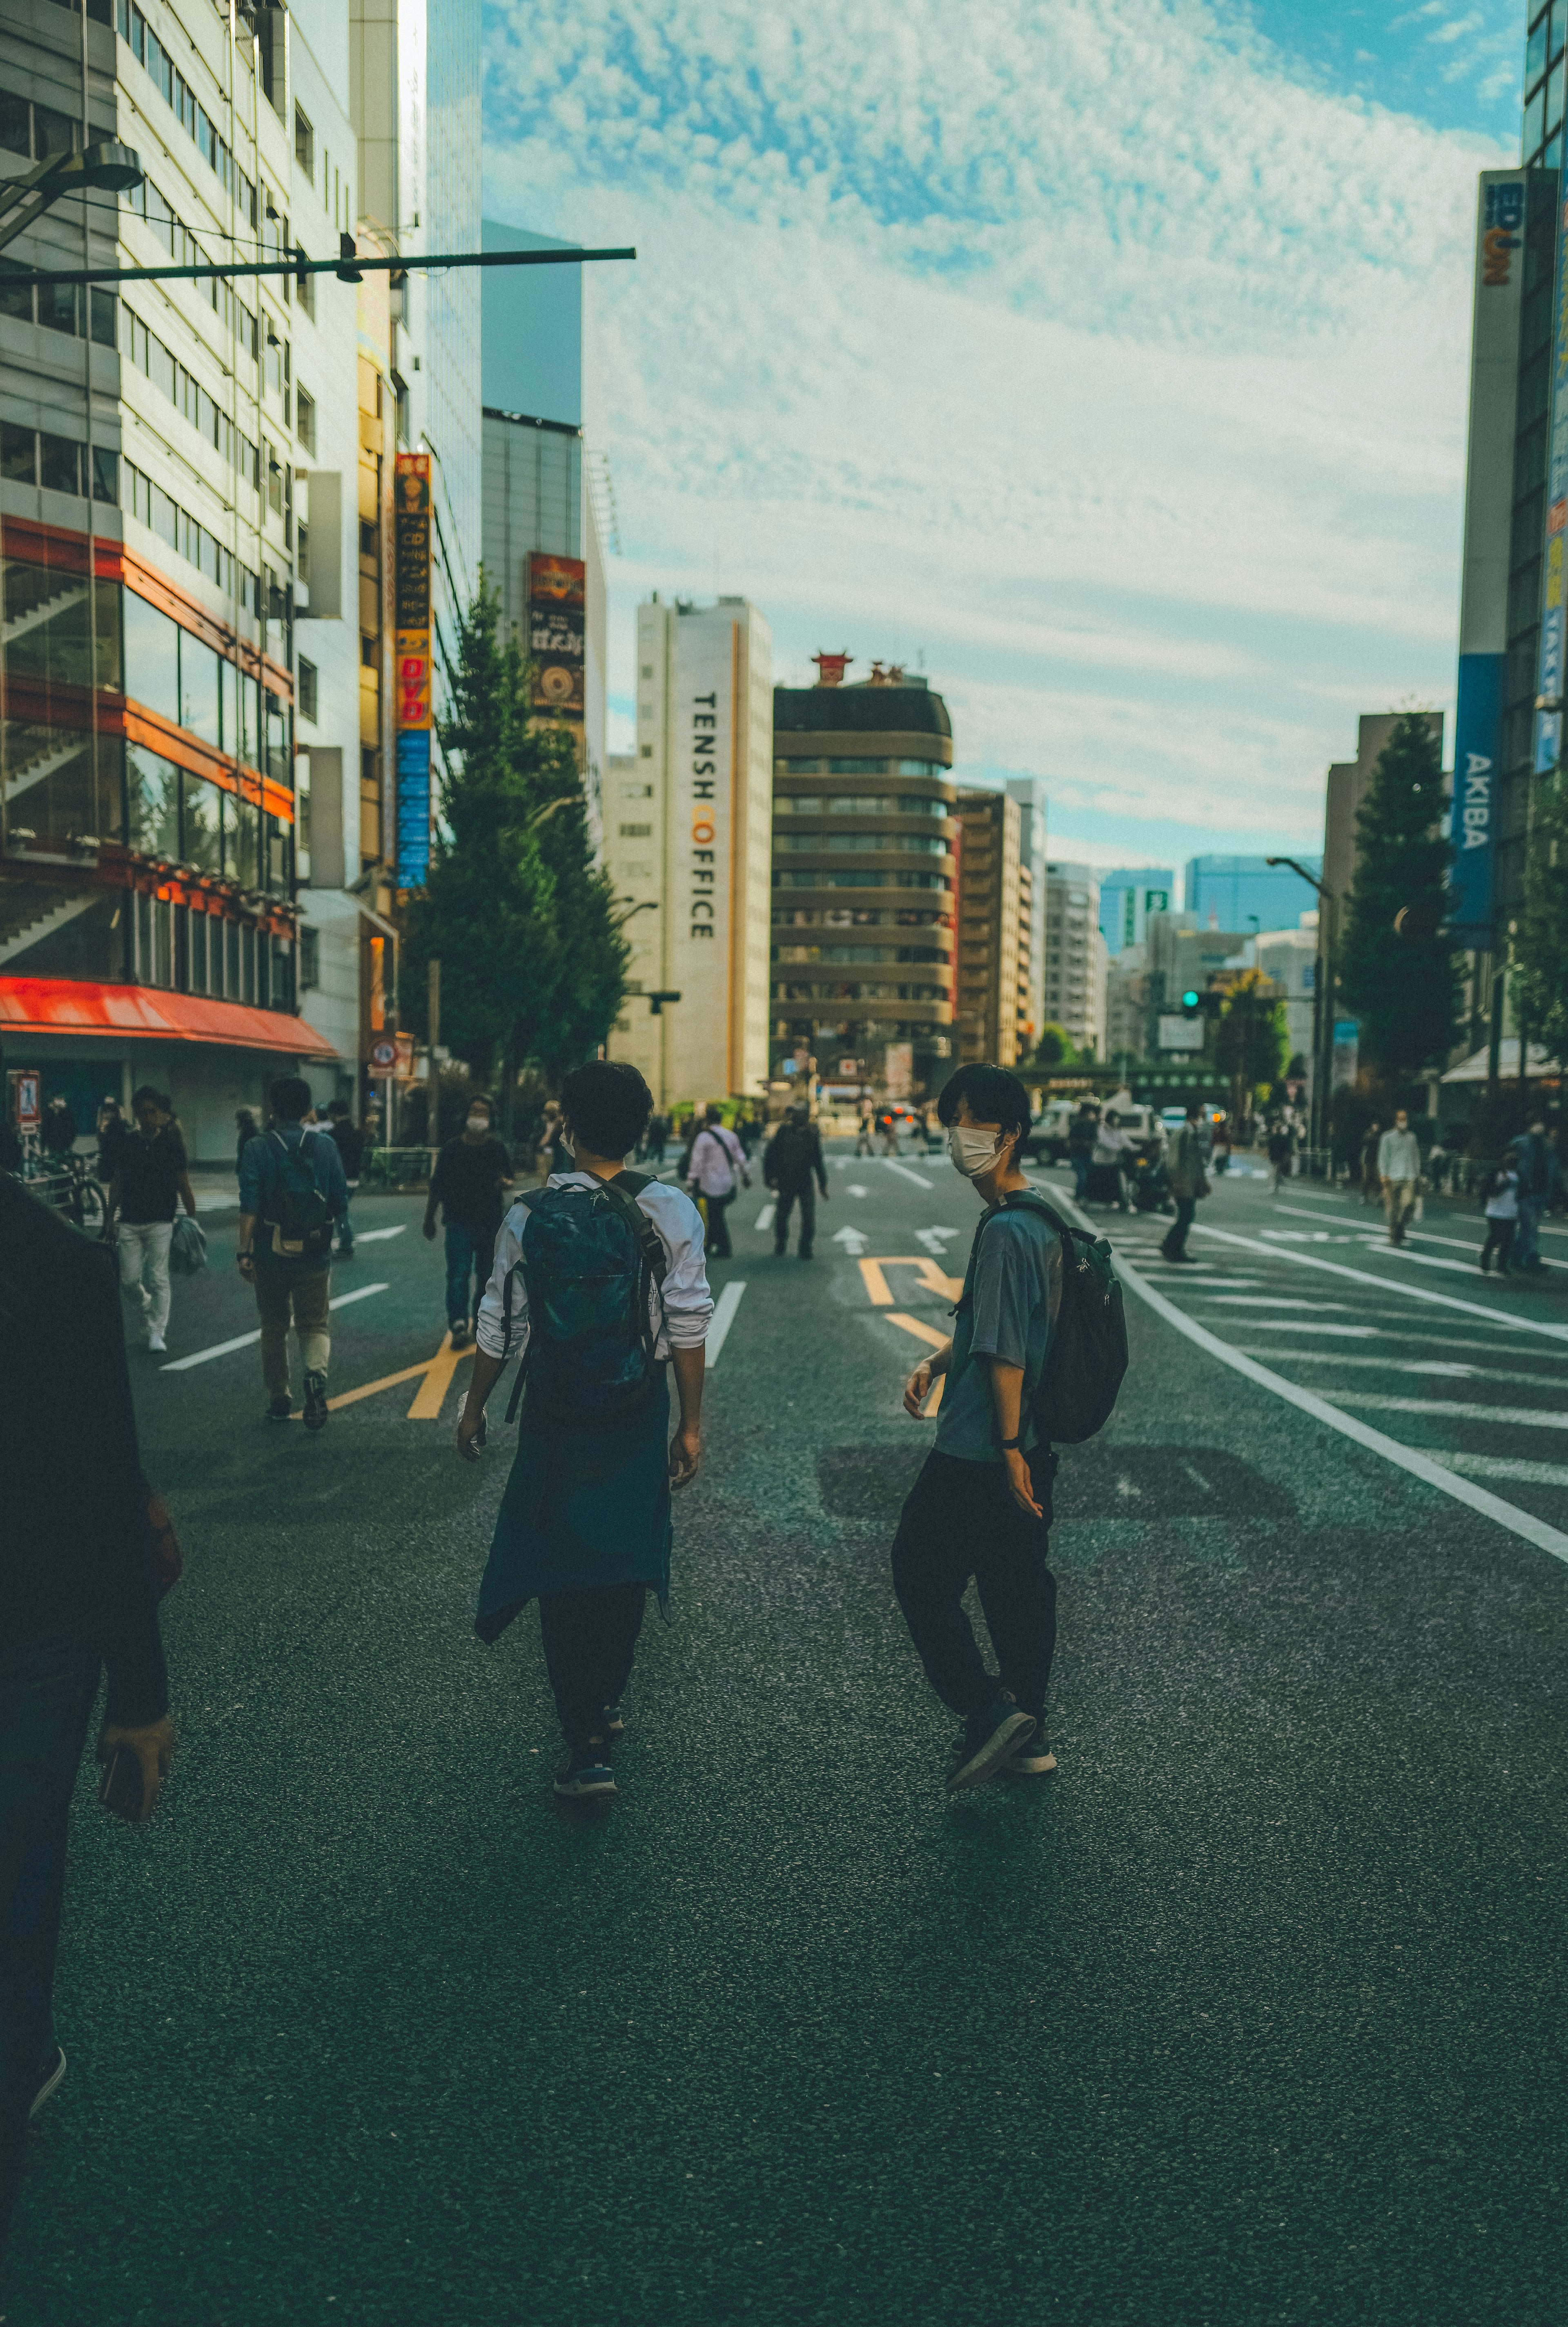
[5,1146,1567,2326]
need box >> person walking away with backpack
[1067,1103,1097,1200]
[1514,1116,1554,1273]
[1378,1109,1421,1246]
[685,1108,748,1260]
[423,1097,513,1346]
[237,1077,348,1429]
[893,1065,1066,1794]
[1479,1149,1521,1275]
[764,1102,829,1257]
[455,1061,713,1802]
[1161,1097,1209,1262]
[325,1101,365,1257]
[106,1086,198,1354]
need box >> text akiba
[690,691,718,941]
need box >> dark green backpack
[963,1189,1128,1445]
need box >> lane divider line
[1056,1197,1568,1568]
[160,1282,390,1371]
[883,1159,934,1188]
[755,1203,776,1231]
[705,1280,748,1369]
[1187,1223,1568,1342]
[350,1224,407,1244]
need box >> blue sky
[481,0,1518,873]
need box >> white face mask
[466,1114,489,1134]
[947,1123,1006,1179]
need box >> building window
[298,656,318,722]
[619,822,653,838]
[299,924,320,987]
[294,105,314,181]
[639,744,653,758]
[296,386,316,455]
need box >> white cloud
[483,0,1510,851]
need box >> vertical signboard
[526,553,587,718]
[393,452,432,889]
[666,620,733,1106]
[1535,182,1568,788]
[1453,172,1528,940]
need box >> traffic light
[1182,989,1201,1017]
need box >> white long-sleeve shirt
[474,1172,714,1364]
[1377,1128,1422,1182]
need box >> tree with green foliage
[1512,765,1568,1072]
[1216,968,1288,1118]
[403,583,627,1128]
[1337,712,1461,1089]
[1025,1023,1078,1072]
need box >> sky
[481,0,1519,876]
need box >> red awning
[0,978,341,1060]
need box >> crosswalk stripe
[1190,1222,1568,1342]
[705,1280,748,1369]
[1325,1395,1568,1429]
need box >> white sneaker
[148,1332,167,1352]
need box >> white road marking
[1234,1349,1477,1379]
[1061,1203,1568,1565]
[883,1159,932,1188]
[1237,1321,1381,1337]
[914,1226,961,1255]
[831,1225,870,1255]
[755,1203,776,1231]
[704,1279,747,1369]
[350,1225,407,1244]
[1190,1221,1568,1343]
[160,1282,390,1371]
[1326,1395,1568,1431]
[1432,1451,1568,1487]
[1202,1296,1352,1310]
[845,1183,870,1198]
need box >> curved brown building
[771,676,958,1094]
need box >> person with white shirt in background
[1377,1108,1423,1246]
[1091,1108,1136,1212]
[1480,1148,1521,1276]
[684,1108,749,1260]
[456,1061,713,1803]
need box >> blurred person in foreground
[0,1168,178,2253]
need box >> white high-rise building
[1005,776,1047,1043]
[603,597,773,1110]
[1042,863,1104,1056]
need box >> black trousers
[1481,1219,1516,1273]
[537,1585,647,1755]
[773,1181,817,1254]
[891,1449,1057,1724]
[1162,1196,1196,1257]
[704,1192,735,1258]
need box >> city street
[7,1148,1568,2325]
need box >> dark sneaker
[946,1695,1035,1793]
[266,1395,293,1423]
[553,1756,617,1800]
[1003,1730,1058,1776]
[30,2044,66,2120]
[601,1701,626,1736]
[303,1371,329,1432]
[449,1322,469,1349]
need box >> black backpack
[959,1188,1128,1446]
[500,1170,667,1428]
[261,1132,333,1265]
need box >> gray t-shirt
[935,1197,1063,1464]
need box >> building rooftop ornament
[812,651,852,687]
[867,661,905,686]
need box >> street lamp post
[0,143,145,259]
[1266,856,1338,1168]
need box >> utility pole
[1267,857,1337,1169]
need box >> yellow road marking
[885,1312,948,1412]
[405,1333,475,1419]
[294,1333,476,1419]
[857,1256,964,1307]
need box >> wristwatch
[1000,1435,1020,1450]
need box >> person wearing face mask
[423,1095,515,1349]
[892,1064,1064,1794]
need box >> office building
[1144,913,1252,1052]
[769,666,957,1097]
[1185,854,1322,937]
[1104,943,1149,1072]
[480,221,608,848]
[1098,867,1175,956]
[1041,864,1104,1055]
[601,596,772,1109]
[1005,775,1047,1043]
[955,789,1029,1067]
[1321,714,1444,909]
[0,0,338,1153]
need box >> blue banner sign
[1450,650,1503,937]
[396,728,431,888]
